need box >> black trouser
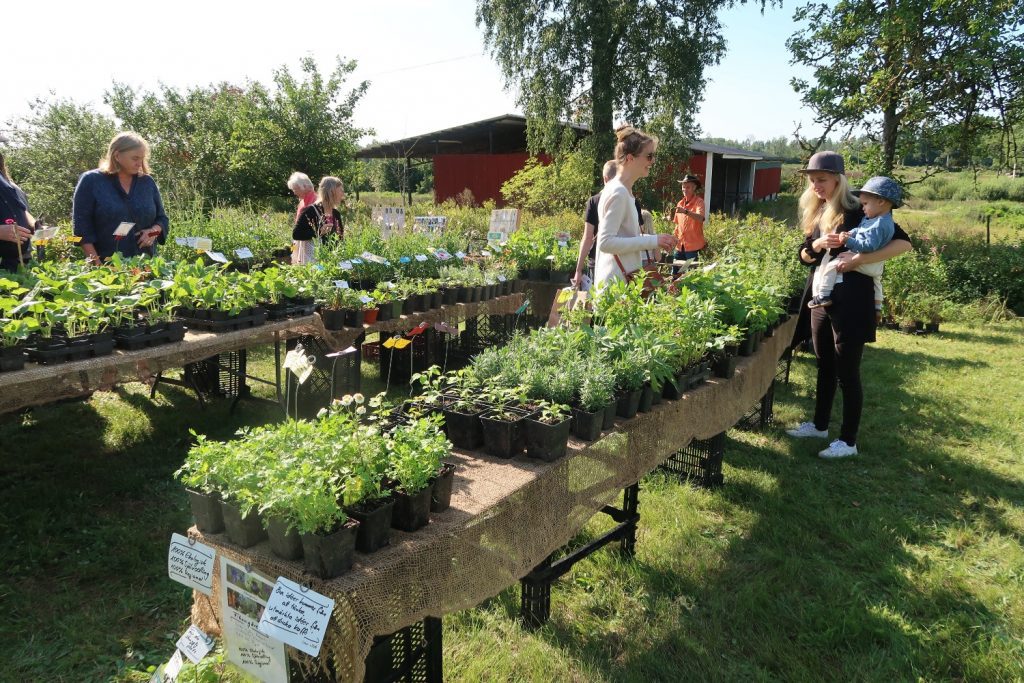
[811,308,864,445]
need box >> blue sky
[1,0,815,145]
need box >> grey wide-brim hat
[853,176,904,208]
[798,151,845,175]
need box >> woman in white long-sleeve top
[595,125,676,287]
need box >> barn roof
[356,114,590,159]
[690,141,764,160]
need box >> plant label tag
[234,247,254,259]
[557,288,573,304]
[333,280,349,289]
[558,241,568,248]
[556,231,570,243]
[351,258,364,265]
[339,260,353,271]
[258,577,335,657]
[176,625,215,664]
[194,238,213,252]
[184,237,198,248]
[497,275,507,282]
[399,256,411,264]
[174,237,188,246]
[283,349,314,384]
[433,249,451,260]
[32,226,60,242]
[113,222,136,237]
[150,649,184,682]
[415,254,428,262]
[167,533,216,596]
[455,251,466,259]
[206,251,229,264]
[544,254,556,261]
[515,299,530,315]
[359,295,373,304]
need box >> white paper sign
[413,216,447,233]
[339,260,353,271]
[206,251,228,264]
[455,251,466,259]
[220,558,288,683]
[167,533,215,596]
[235,247,254,259]
[433,249,452,261]
[372,205,406,228]
[32,226,60,242]
[333,280,349,289]
[150,649,184,682]
[359,295,373,304]
[194,238,213,252]
[176,625,215,665]
[283,348,314,385]
[497,275,507,282]
[415,254,428,262]
[184,237,198,248]
[114,222,136,237]
[258,577,335,657]
[174,237,188,246]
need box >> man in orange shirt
[671,173,706,272]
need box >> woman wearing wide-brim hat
[671,173,705,272]
[785,151,912,459]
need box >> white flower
[340,395,353,407]
[353,393,365,405]
[356,406,367,416]
[316,408,329,419]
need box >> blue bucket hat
[853,176,904,208]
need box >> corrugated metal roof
[690,141,764,160]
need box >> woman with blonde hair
[72,132,169,263]
[292,176,345,265]
[786,151,911,459]
[287,172,317,222]
[594,126,675,287]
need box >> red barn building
[357,115,781,211]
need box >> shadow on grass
[515,340,1022,681]
[0,382,284,680]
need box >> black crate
[377,330,435,384]
[285,335,362,418]
[184,351,248,397]
[776,348,794,385]
[736,380,775,431]
[660,432,726,488]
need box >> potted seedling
[479,386,528,458]
[523,401,572,462]
[574,369,614,441]
[387,417,449,532]
[440,373,485,450]
[614,361,645,419]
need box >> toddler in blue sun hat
[808,175,904,311]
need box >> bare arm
[835,238,911,271]
[574,223,595,280]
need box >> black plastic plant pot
[343,309,361,328]
[431,462,457,512]
[117,322,147,338]
[410,293,426,312]
[391,486,432,532]
[925,322,940,333]
[572,407,603,442]
[402,297,416,315]
[210,309,231,322]
[348,498,394,553]
[663,374,685,400]
[638,384,655,413]
[300,519,360,579]
[525,268,545,281]
[186,489,224,533]
[321,308,346,330]
[443,408,484,450]
[267,517,303,561]
[713,354,738,379]
[524,416,572,462]
[219,500,267,548]
[385,300,401,319]
[480,412,523,458]
[739,334,756,357]
[431,291,443,309]
[166,320,186,342]
[650,384,663,406]
[603,401,617,429]
[457,286,472,303]
[616,389,642,418]
[442,288,458,306]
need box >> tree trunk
[589,8,615,192]
[881,102,899,176]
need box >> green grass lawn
[1,322,1022,681]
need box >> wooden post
[987,215,991,246]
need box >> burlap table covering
[0,294,524,415]
[191,316,797,682]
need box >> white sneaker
[818,439,858,459]
[786,422,828,439]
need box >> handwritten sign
[176,625,215,665]
[234,247,254,259]
[283,348,314,385]
[220,558,288,682]
[258,577,335,657]
[149,649,184,682]
[413,216,447,233]
[114,222,136,238]
[167,534,215,596]
[372,205,406,227]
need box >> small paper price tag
[194,237,213,251]
[433,249,451,261]
[174,237,188,246]
[176,625,215,664]
[399,256,411,264]
[167,533,216,596]
[415,254,428,262]
[333,280,349,289]
[150,650,184,682]
[455,251,466,259]
[114,222,136,237]
[206,251,228,264]
[258,577,335,657]
[235,247,254,259]
[558,241,568,248]
[351,258,364,265]
[545,254,556,261]
[339,260,353,271]
[359,295,373,304]
[497,275,507,282]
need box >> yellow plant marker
[67,236,83,243]
[392,338,412,349]
[556,288,573,304]
[382,337,397,349]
